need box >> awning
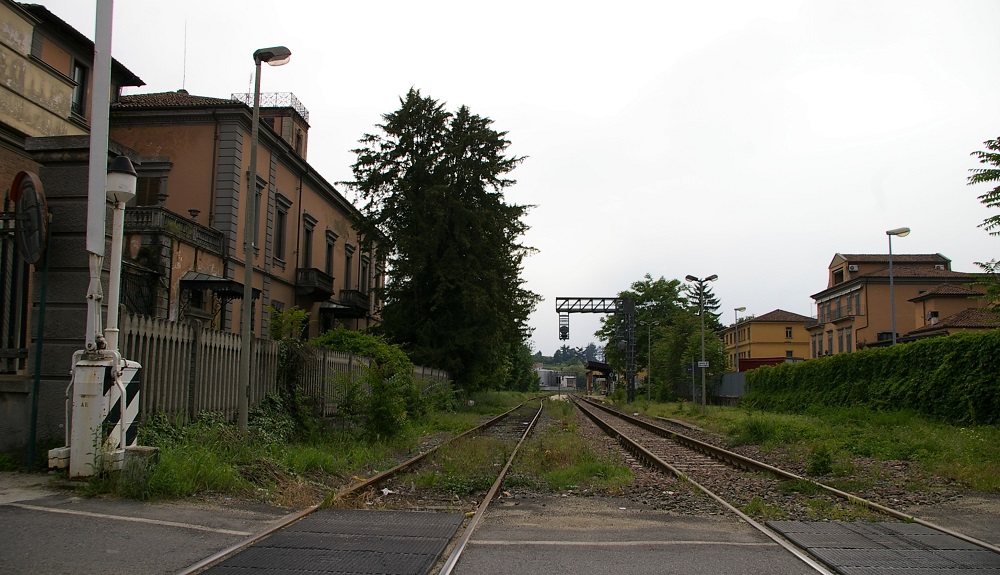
[179,271,260,300]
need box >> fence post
[186,319,202,423]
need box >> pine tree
[350,89,540,390]
[683,281,723,332]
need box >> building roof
[858,265,975,280]
[908,284,983,302]
[18,3,144,88]
[906,308,1000,335]
[115,90,239,110]
[751,309,814,323]
[832,253,951,266]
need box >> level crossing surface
[3,473,999,575]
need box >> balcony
[124,207,224,255]
[295,268,334,300]
[338,290,370,318]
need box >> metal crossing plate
[767,521,1000,574]
[202,509,464,575]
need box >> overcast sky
[42,0,1000,356]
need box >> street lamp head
[253,46,292,66]
[734,306,746,312]
[705,274,718,282]
[106,156,137,203]
[886,227,910,238]
[685,275,699,282]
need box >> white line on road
[5,503,252,536]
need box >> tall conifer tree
[350,89,540,390]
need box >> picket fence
[117,313,451,422]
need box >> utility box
[48,355,142,476]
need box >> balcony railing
[295,268,334,300]
[124,207,225,255]
[338,290,370,318]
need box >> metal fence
[118,312,450,422]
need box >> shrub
[743,330,1000,424]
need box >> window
[302,213,317,268]
[815,333,822,356]
[325,231,337,276]
[360,256,371,294]
[845,327,853,353]
[71,61,87,116]
[826,330,833,355]
[344,244,355,289]
[786,350,794,358]
[274,193,292,262]
[303,227,313,267]
[846,293,854,315]
[274,210,287,261]
[837,328,844,353]
[785,327,793,339]
[136,177,161,206]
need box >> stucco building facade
[806,253,985,356]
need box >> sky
[40,0,1000,356]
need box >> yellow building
[721,309,812,371]
[806,253,984,356]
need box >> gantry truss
[554,297,637,403]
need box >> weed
[777,479,822,495]
[742,496,783,520]
[806,444,835,476]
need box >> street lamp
[639,320,659,401]
[238,46,291,432]
[685,274,717,414]
[104,156,138,354]
[886,227,910,346]
[733,307,746,373]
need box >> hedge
[742,329,1000,424]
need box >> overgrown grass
[506,398,631,492]
[406,436,511,495]
[74,391,534,502]
[635,401,1000,491]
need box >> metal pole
[700,286,707,415]
[647,324,651,401]
[84,0,114,352]
[733,307,745,373]
[886,227,909,346]
[238,58,263,432]
[888,235,896,345]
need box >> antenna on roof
[182,20,187,90]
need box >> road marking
[5,503,251,536]
[471,539,777,547]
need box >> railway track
[180,400,545,575]
[573,395,1000,573]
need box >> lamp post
[238,46,291,432]
[685,274,717,414]
[104,156,138,353]
[886,227,910,346]
[733,306,746,373]
[639,320,659,401]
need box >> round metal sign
[11,171,48,264]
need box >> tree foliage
[349,89,540,391]
[968,136,1000,236]
[968,137,1000,307]
[594,274,729,399]
[683,280,723,332]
